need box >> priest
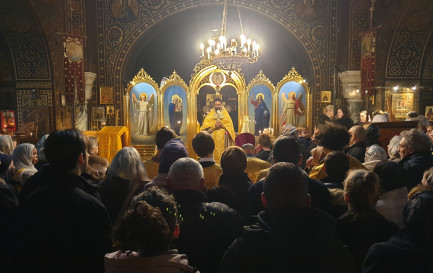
[200,97,236,164]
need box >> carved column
[339,70,364,123]
[75,72,96,131]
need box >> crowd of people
[2,107,433,273]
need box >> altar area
[123,62,311,159]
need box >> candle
[200,43,204,56]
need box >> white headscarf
[0,135,13,155]
[12,143,37,182]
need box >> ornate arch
[98,0,335,124]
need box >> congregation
[2,111,433,273]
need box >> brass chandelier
[200,0,259,71]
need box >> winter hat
[365,123,381,146]
[365,144,387,163]
[372,114,388,123]
[282,124,298,137]
[220,146,247,175]
[158,138,188,173]
[0,154,12,174]
[235,133,255,147]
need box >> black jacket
[12,172,112,273]
[363,234,433,273]
[399,151,433,190]
[206,173,252,221]
[248,172,332,216]
[345,141,367,163]
[20,164,101,201]
[173,190,243,273]
[98,176,146,224]
[335,117,354,130]
[218,209,355,273]
[337,210,398,272]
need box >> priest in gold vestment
[200,98,236,164]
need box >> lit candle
[247,39,251,51]
[200,43,204,57]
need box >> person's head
[314,123,350,152]
[364,123,381,147]
[87,155,110,183]
[324,151,349,182]
[349,125,366,146]
[88,137,99,155]
[387,135,402,159]
[167,157,204,191]
[403,187,433,244]
[337,105,349,119]
[364,144,387,163]
[258,133,272,148]
[108,147,148,182]
[374,161,407,193]
[298,127,310,138]
[422,167,433,186]
[257,94,264,102]
[192,131,215,158]
[406,111,419,121]
[272,136,301,165]
[427,124,433,142]
[220,146,247,175]
[344,169,380,218]
[213,98,222,111]
[0,135,14,155]
[12,143,37,169]
[417,116,430,133]
[0,154,14,175]
[158,138,188,174]
[112,187,179,256]
[281,124,298,138]
[241,143,255,156]
[262,162,310,211]
[360,110,367,123]
[324,105,334,118]
[44,129,88,173]
[155,127,177,151]
[399,129,432,159]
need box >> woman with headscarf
[12,143,38,185]
[0,135,14,155]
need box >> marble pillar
[75,72,96,131]
[338,70,364,123]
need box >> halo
[289,92,296,99]
[171,94,182,103]
[256,93,264,100]
[139,93,147,100]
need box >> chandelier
[200,0,259,72]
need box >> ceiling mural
[96,0,337,121]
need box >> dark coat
[98,176,146,224]
[218,209,355,273]
[206,173,252,221]
[20,164,101,201]
[248,172,332,216]
[399,151,433,190]
[345,141,367,163]
[0,182,18,271]
[12,172,112,273]
[172,190,243,273]
[255,150,271,162]
[363,234,433,273]
[334,117,354,130]
[337,210,398,272]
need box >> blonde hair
[108,147,148,182]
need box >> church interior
[1,0,433,159]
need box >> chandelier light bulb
[240,34,246,47]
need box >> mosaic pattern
[387,3,433,78]
[348,0,368,69]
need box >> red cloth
[235,133,255,147]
